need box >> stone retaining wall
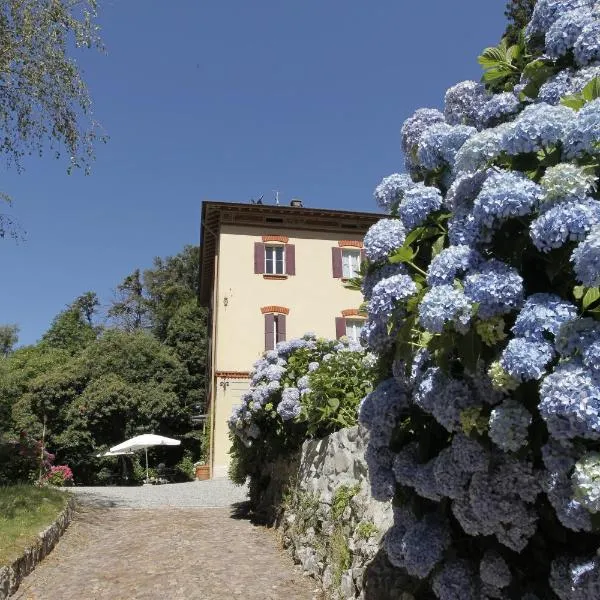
[254,426,410,600]
[0,495,75,600]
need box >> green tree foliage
[0,0,103,172]
[503,0,536,45]
[107,269,149,331]
[2,245,207,483]
[165,300,207,408]
[41,294,98,354]
[143,245,200,340]
[0,323,19,356]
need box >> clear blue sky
[1,0,506,347]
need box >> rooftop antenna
[272,189,280,206]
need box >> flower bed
[359,1,600,598]
[228,334,376,494]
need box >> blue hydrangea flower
[572,452,600,514]
[414,367,478,432]
[473,170,542,229]
[540,163,597,210]
[398,183,443,230]
[373,173,415,212]
[276,387,301,421]
[264,364,286,382]
[530,199,600,252]
[361,262,408,300]
[538,69,576,105]
[426,245,482,286]
[401,108,445,169]
[364,219,406,262]
[361,314,396,354]
[551,555,600,600]
[583,339,600,375]
[489,399,533,451]
[433,446,472,499]
[572,226,600,287]
[383,506,418,567]
[513,293,578,340]
[539,360,600,441]
[500,337,555,381]
[480,551,511,589]
[368,274,418,318]
[359,378,410,447]
[297,375,310,391]
[417,123,476,171]
[444,80,489,127]
[564,98,600,158]
[364,444,396,501]
[394,515,451,578]
[445,169,489,212]
[453,125,509,174]
[432,559,480,600]
[501,103,575,155]
[555,318,600,357]
[479,92,521,126]
[464,259,524,319]
[466,457,539,550]
[574,19,600,66]
[526,0,595,38]
[418,285,473,334]
[545,8,595,59]
[544,470,593,532]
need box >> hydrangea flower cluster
[228,333,367,454]
[359,3,600,597]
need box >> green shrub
[300,350,376,437]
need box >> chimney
[290,198,303,207]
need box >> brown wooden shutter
[276,314,286,342]
[285,244,295,276]
[335,317,346,339]
[360,249,366,264]
[265,313,275,350]
[254,242,265,274]
[332,247,343,278]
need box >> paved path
[12,482,320,600]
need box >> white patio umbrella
[95,450,134,457]
[110,434,181,481]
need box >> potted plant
[194,460,210,480]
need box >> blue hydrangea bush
[228,334,375,485]
[360,2,600,598]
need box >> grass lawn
[0,484,68,566]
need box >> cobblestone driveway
[12,484,320,600]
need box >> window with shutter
[345,319,364,342]
[264,313,275,351]
[341,249,361,278]
[285,244,295,276]
[254,242,265,274]
[276,314,286,342]
[332,247,343,278]
[335,317,346,339]
[265,245,285,275]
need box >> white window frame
[341,248,361,279]
[265,244,285,275]
[345,319,364,342]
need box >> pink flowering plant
[42,464,74,486]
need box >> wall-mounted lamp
[223,297,228,307]
[219,380,229,391]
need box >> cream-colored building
[199,200,381,478]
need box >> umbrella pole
[145,447,149,482]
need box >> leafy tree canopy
[0,323,19,356]
[0,0,103,172]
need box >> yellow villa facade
[199,200,381,478]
